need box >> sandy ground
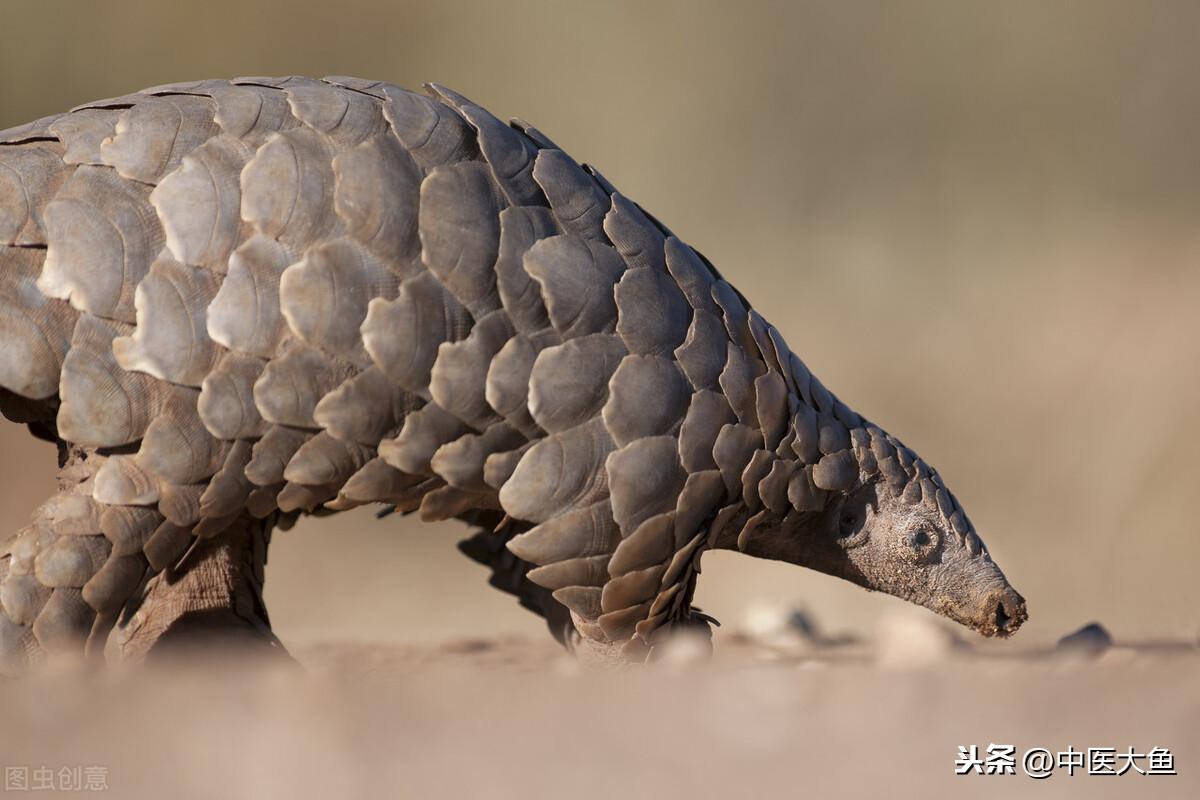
[2,615,1197,800]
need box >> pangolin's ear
[832,483,879,545]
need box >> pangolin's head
[810,476,1026,637]
[739,428,1027,638]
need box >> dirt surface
[2,617,1196,799]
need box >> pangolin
[0,76,1027,672]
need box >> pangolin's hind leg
[0,430,286,675]
[109,512,287,666]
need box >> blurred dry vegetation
[2,0,1199,650]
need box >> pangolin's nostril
[994,597,1011,632]
[989,588,1027,636]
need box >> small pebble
[1056,622,1112,656]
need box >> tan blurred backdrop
[1,0,1197,647]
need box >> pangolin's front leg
[457,513,577,647]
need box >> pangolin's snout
[980,586,1027,637]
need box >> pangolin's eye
[906,528,940,562]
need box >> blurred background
[1,0,1198,649]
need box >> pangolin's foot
[108,514,291,667]
[565,609,716,667]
